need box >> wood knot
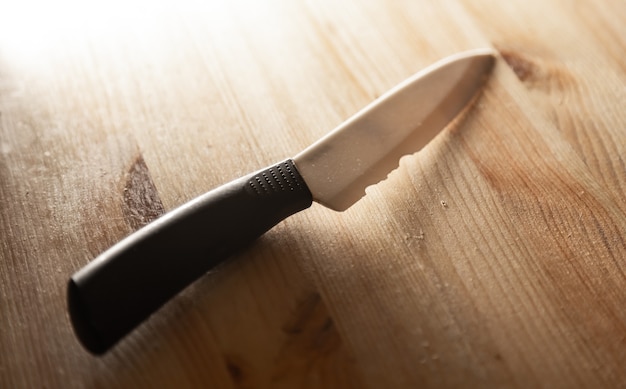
[121,154,165,230]
[223,354,251,386]
[499,49,538,82]
[272,292,344,384]
[496,46,575,92]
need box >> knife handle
[68,159,312,354]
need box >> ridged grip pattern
[248,161,307,195]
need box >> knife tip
[461,48,498,75]
[465,47,498,58]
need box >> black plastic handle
[68,159,312,354]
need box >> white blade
[293,48,496,211]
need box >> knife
[68,49,495,354]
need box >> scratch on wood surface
[122,154,165,231]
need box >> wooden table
[1,1,625,387]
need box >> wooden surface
[1,0,625,387]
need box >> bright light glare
[0,0,238,63]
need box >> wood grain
[1,0,625,388]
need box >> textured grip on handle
[68,159,312,354]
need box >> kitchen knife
[68,48,495,354]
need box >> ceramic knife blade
[295,48,496,210]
